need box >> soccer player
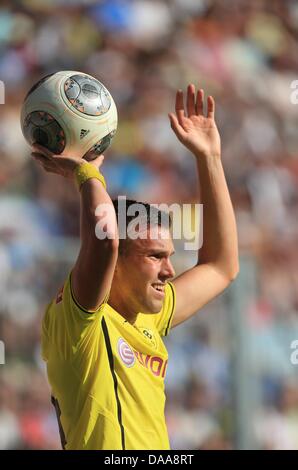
[32,85,238,450]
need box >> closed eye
[149,251,175,259]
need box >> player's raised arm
[31,144,119,311]
[168,85,239,327]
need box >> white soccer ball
[20,70,118,160]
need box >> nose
[161,258,176,280]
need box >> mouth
[151,283,166,298]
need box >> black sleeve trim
[69,272,106,315]
[101,316,126,450]
[165,282,175,336]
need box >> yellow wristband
[74,162,107,190]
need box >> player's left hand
[168,84,221,159]
[31,144,104,179]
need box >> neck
[108,289,138,325]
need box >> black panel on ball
[33,128,49,146]
[23,111,66,154]
[83,130,116,161]
[24,73,55,102]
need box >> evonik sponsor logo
[133,350,168,378]
[117,338,168,377]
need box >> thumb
[90,154,105,169]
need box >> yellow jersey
[41,273,176,450]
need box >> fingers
[31,151,49,163]
[186,84,196,117]
[31,144,53,161]
[207,95,215,119]
[175,90,186,125]
[168,112,187,141]
[196,89,204,115]
[174,85,215,119]
[90,154,105,169]
[31,151,57,173]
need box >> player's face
[116,226,176,314]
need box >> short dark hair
[112,198,172,255]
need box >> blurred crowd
[0,0,298,450]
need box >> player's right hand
[31,144,105,179]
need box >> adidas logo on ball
[80,129,89,139]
